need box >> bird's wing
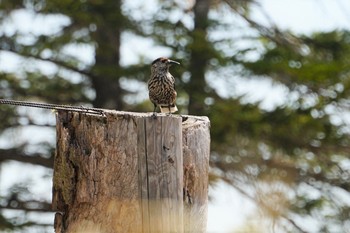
[170,75,176,88]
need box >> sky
[1,0,350,232]
[256,0,350,33]
[208,0,350,232]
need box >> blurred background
[1,0,350,232]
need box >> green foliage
[1,0,350,232]
[210,30,350,232]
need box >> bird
[148,57,180,116]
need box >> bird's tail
[160,104,178,113]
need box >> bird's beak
[168,59,180,65]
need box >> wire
[0,99,105,116]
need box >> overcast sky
[1,0,350,232]
[208,0,350,232]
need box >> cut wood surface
[182,116,210,232]
[137,116,183,233]
[53,110,210,233]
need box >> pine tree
[1,0,350,231]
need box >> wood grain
[137,115,183,233]
[182,116,211,232]
[53,110,209,233]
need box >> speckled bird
[148,57,180,115]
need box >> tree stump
[52,110,210,233]
[182,117,210,232]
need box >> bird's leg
[152,103,157,119]
[167,104,172,116]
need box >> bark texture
[53,110,210,233]
[182,116,210,232]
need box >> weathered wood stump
[52,110,210,233]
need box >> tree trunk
[183,117,210,232]
[52,110,210,233]
[187,0,211,115]
[90,0,124,110]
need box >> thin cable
[0,99,105,116]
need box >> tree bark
[187,0,211,115]
[52,110,210,233]
[183,116,210,232]
[90,0,124,109]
